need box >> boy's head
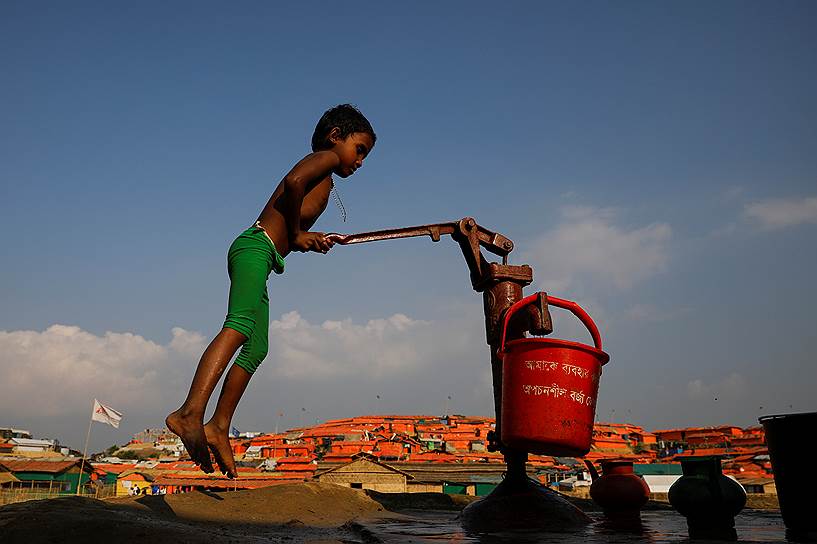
[311,104,376,152]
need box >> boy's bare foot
[203,421,238,478]
[165,410,214,473]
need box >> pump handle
[498,293,604,354]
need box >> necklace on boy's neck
[329,177,347,222]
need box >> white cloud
[687,373,749,400]
[267,311,443,379]
[687,379,706,398]
[0,312,489,444]
[524,206,671,292]
[0,325,205,419]
[169,327,207,358]
[744,196,817,230]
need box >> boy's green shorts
[223,225,285,375]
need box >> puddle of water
[360,509,787,543]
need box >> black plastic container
[668,455,746,540]
[760,412,817,539]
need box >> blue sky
[1,2,815,452]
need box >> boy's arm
[282,151,338,253]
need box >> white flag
[91,399,123,428]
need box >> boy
[166,104,375,477]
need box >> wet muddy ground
[357,509,788,543]
[0,484,791,543]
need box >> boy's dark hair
[311,104,376,151]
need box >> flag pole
[76,400,94,496]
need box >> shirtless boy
[166,104,376,477]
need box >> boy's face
[329,131,374,178]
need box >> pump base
[460,473,590,533]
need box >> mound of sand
[0,482,396,543]
[117,481,389,526]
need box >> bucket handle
[498,293,604,354]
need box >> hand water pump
[327,217,610,529]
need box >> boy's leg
[168,228,274,475]
[204,365,252,477]
[166,328,247,473]
[205,287,270,477]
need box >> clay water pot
[760,412,817,539]
[668,456,746,540]
[588,459,650,516]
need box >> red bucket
[499,293,610,456]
